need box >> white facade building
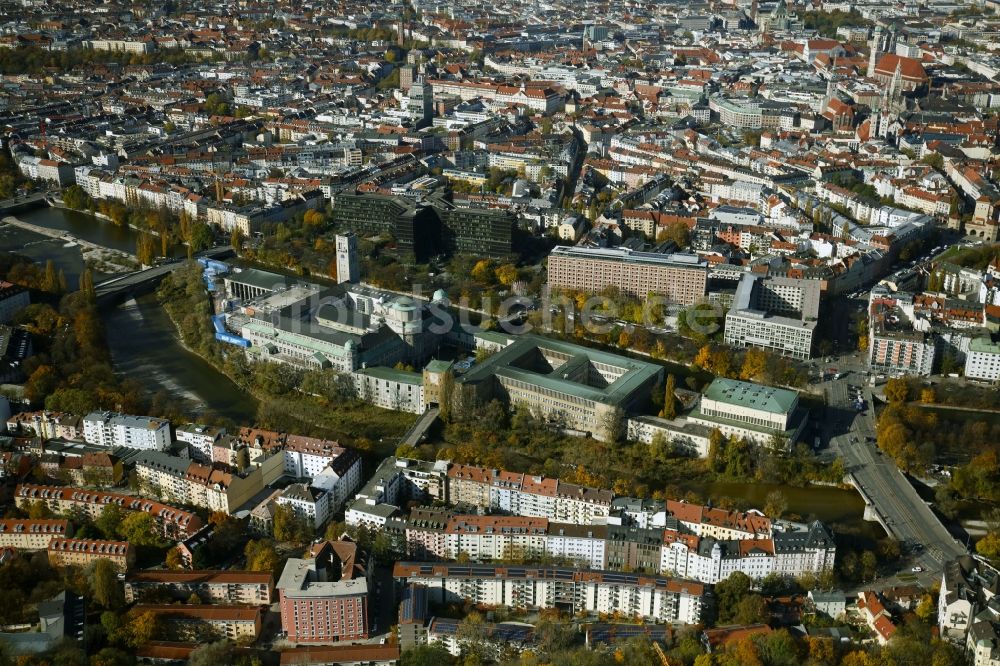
[83,412,171,451]
[276,484,330,529]
[394,562,706,624]
[724,274,821,361]
[965,338,1000,382]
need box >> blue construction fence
[212,314,250,347]
[197,257,229,292]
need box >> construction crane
[653,640,672,666]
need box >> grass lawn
[257,395,415,456]
[919,405,1000,425]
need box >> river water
[3,207,884,537]
[3,206,258,425]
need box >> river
[4,208,889,538]
[3,206,258,425]
[103,293,258,425]
[698,480,886,545]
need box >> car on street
[911,566,923,572]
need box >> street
[820,352,967,587]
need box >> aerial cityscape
[0,0,999,664]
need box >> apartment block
[277,541,370,643]
[48,538,134,573]
[15,484,203,540]
[394,562,706,624]
[133,604,262,642]
[5,410,81,440]
[133,451,284,515]
[175,424,226,462]
[400,511,833,584]
[868,330,937,376]
[724,274,820,360]
[868,288,937,376]
[446,463,613,524]
[440,207,515,258]
[330,193,435,261]
[0,519,72,550]
[124,570,274,605]
[546,246,707,304]
[965,337,1000,381]
[939,556,998,646]
[82,411,171,451]
[276,484,330,529]
[659,521,835,584]
[346,457,449,528]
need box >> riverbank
[1,214,137,274]
[155,263,412,447]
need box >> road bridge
[94,247,235,307]
[821,362,966,585]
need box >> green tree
[26,500,52,519]
[656,221,690,247]
[724,436,753,478]
[165,547,185,570]
[708,428,725,473]
[24,364,59,404]
[740,348,768,381]
[976,532,1000,561]
[495,263,518,287]
[87,558,124,610]
[401,643,456,666]
[90,647,134,666]
[62,184,91,210]
[456,611,491,664]
[95,504,125,540]
[861,550,878,582]
[119,512,162,547]
[136,233,156,266]
[715,572,754,623]
[42,259,59,293]
[438,370,455,423]
[122,610,160,648]
[188,641,235,666]
[273,504,311,543]
[189,223,214,252]
[661,374,677,420]
[733,593,769,625]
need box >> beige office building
[547,247,707,303]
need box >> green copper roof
[969,337,1000,354]
[701,378,798,414]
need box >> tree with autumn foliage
[884,377,910,403]
[495,263,518,287]
[740,348,768,382]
